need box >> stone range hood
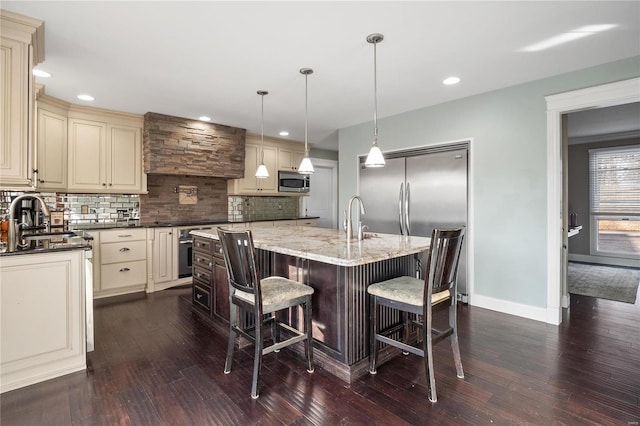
[143,112,246,178]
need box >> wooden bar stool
[217,228,314,399]
[368,227,465,402]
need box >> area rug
[567,262,640,304]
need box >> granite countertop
[191,226,430,267]
[68,217,320,231]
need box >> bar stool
[217,228,314,399]
[368,227,465,402]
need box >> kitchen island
[191,225,431,382]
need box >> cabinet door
[233,144,278,194]
[293,151,306,171]
[68,118,107,191]
[213,257,230,321]
[37,108,67,190]
[153,228,174,283]
[0,37,33,188]
[278,148,295,171]
[259,146,278,192]
[108,124,142,192]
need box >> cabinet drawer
[100,229,146,243]
[193,266,212,285]
[213,240,223,259]
[100,240,146,264]
[100,260,147,289]
[193,252,213,271]
[193,237,214,253]
[193,284,211,311]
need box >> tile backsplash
[228,196,299,222]
[0,191,139,228]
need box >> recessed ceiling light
[32,69,51,78]
[199,116,211,122]
[279,131,289,136]
[443,76,460,85]
[520,24,618,52]
[77,94,95,101]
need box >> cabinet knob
[119,267,130,272]
[102,183,107,186]
[109,183,113,186]
[38,179,45,183]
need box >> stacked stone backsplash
[140,174,228,224]
[0,191,139,228]
[228,196,300,222]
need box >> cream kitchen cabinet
[152,227,177,285]
[227,142,278,195]
[67,108,146,193]
[227,134,309,196]
[92,228,147,298]
[0,249,87,393]
[0,10,44,190]
[277,148,306,172]
[35,95,69,190]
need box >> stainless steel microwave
[278,171,310,193]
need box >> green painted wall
[338,56,640,309]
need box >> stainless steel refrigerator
[358,144,468,299]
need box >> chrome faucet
[346,195,366,240]
[7,194,51,252]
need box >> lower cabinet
[0,249,86,393]
[192,236,229,322]
[92,228,147,298]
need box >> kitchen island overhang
[191,226,430,382]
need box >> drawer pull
[118,234,132,238]
[196,294,203,299]
[119,247,130,252]
[119,267,130,272]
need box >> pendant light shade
[298,68,315,175]
[255,90,269,179]
[364,33,386,168]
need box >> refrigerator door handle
[405,182,411,236]
[399,183,405,235]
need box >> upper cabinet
[36,95,69,190]
[0,10,44,190]
[277,148,306,172]
[228,134,308,196]
[66,106,146,193]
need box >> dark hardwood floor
[2,285,639,425]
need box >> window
[589,145,640,259]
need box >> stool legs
[305,298,315,373]
[368,296,378,374]
[224,303,237,375]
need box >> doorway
[303,158,338,229]
[545,77,640,324]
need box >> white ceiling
[3,1,639,151]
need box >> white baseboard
[471,294,554,324]
[568,253,640,268]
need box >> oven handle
[179,240,193,244]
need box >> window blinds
[589,145,640,216]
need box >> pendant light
[255,90,269,179]
[364,33,385,168]
[297,68,315,175]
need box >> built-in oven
[178,229,194,278]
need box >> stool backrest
[217,228,260,297]
[424,227,465,307]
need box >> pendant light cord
[304,72,309,155]
[373,40,378,143]
[260,92,265,163]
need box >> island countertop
[190,226,430,267]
